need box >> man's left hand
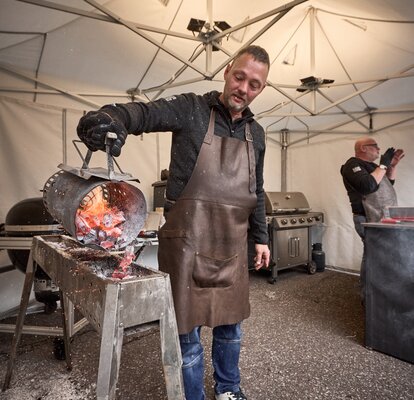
[254,244,271,270]
[390,148,405,168]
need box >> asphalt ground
[1,267,413,400]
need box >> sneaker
[215,389,247,400]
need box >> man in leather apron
[340,137,405,300]
[76,45,271,400]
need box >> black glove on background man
[77,110,128,157]
[380,147,395,168]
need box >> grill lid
[265,192,311,215]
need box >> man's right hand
[379,147,395,168]
[77,110,128,157]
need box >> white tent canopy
[1,0,414,273]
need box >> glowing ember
[112,246,136,279]
[75,186,126,249]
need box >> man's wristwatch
[379,164,388,170]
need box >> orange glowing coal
[112,246,136,279]
[75,186,126,249]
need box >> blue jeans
[179,323,242,400]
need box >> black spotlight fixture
[187,18,206,33]
[187,18,231,51]
[214,21,231,32]
[296,76,335,92]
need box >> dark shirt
[102,91,268,244]
[340,157,394,215]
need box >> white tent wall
[1,93,413,273]
[0,95,172,221]
[0,99,413,315]
[1,0,414,313]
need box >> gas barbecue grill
[264,192,324,283]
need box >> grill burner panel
[267,211,323,229]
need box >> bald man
[341,137,404,226]
[340,137,404,300]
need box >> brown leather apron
[362,177,397,222]
[158,109,257,334]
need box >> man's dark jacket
[103,90,268,245]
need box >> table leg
[159,276,185,400]
[60,292,73,371]
[96,284,123,400]
[2,251,36,391]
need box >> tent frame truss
[0,0,413,139]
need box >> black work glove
[77,110,128,157]
[379,147,395,168]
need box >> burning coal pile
[51,238,154,280]
[73,187,145,278]
[75,186,126,249]
[112,246,136,279]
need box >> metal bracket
[59,138,139,182]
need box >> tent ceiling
[1,0,414,144]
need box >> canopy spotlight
[187,18,231,51]
[296,76,335,92]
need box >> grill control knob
[299,217,305,223]
[290,218,297,224]
[281,219,288,225]
[314,216,321,221]
[307,217,314,223]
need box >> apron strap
[204,109,216,145]
[245,124,256,193]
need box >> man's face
[220,53,269,119]
[362,140,381,161]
